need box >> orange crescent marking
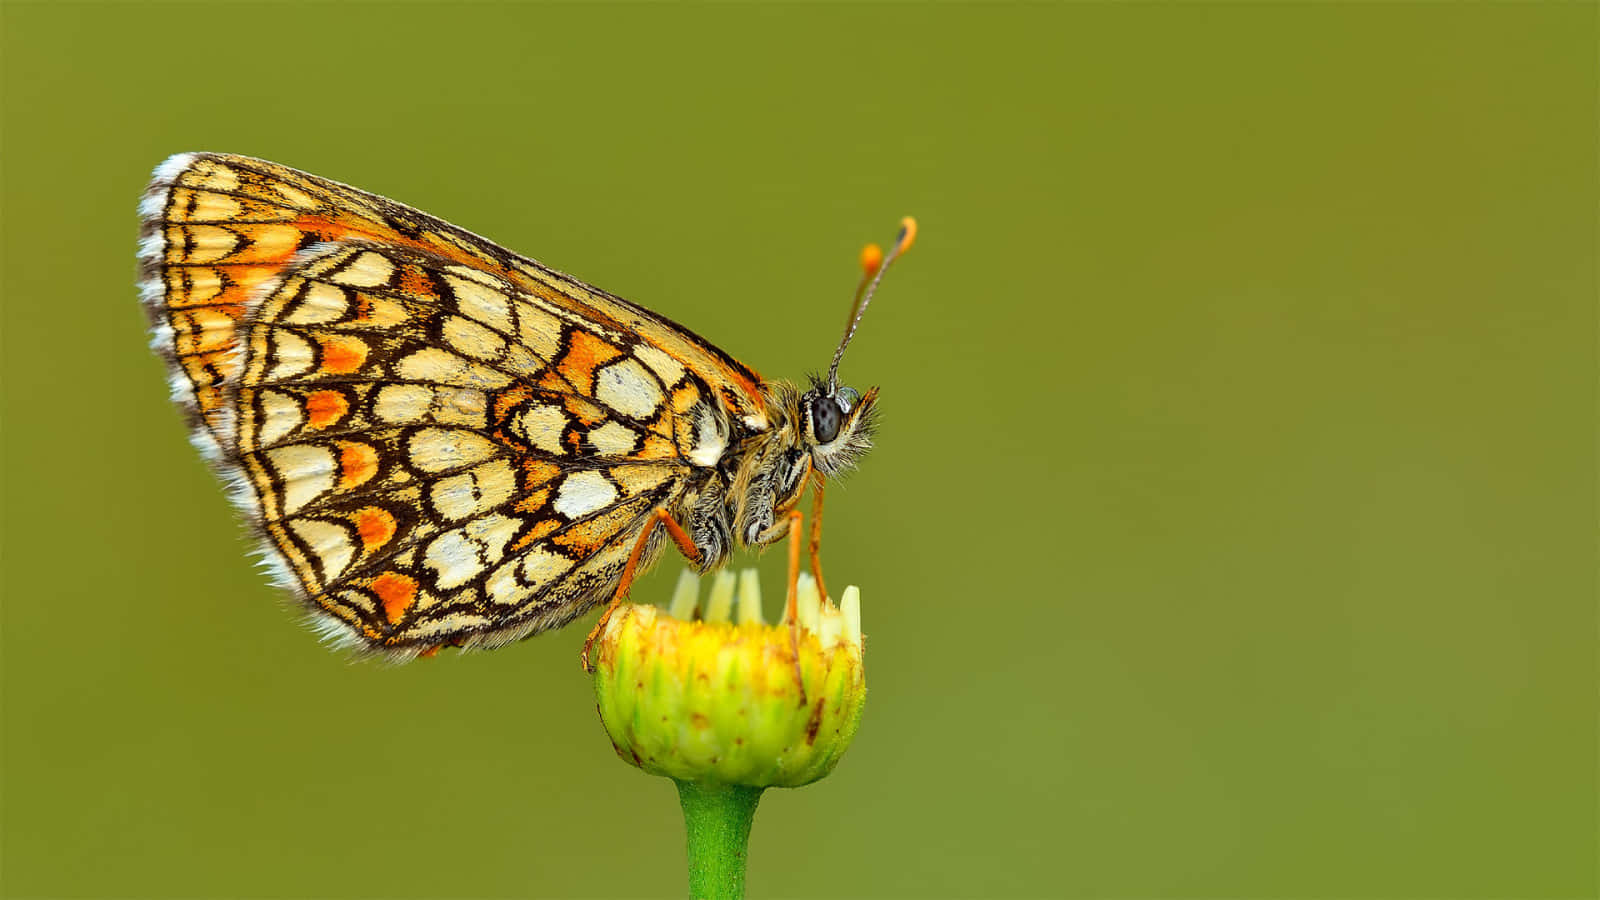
[306,390,349,429]
[337,443,380,490]
[370,572,418,625]
[318,336,368,375]
[353,506,397,552]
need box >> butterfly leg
[784,509,806,625]
[784,508,808,702]
[581,506,702,671]
[807,476,829,602]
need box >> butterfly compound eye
[811,397,843,444]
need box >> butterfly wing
[139,154,764,654]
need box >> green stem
[674,780,764,900]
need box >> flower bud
[592,569,865,788]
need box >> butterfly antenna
[827,216,917,393]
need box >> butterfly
[138,153,912,663]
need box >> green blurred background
[2,3,1594,898]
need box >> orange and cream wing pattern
[137,152,766,452]
[138,153,762,655]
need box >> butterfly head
[731,379,877,548]
[800,380,878,477]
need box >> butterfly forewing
[140,153,765,655]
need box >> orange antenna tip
[859,243,884,276]
[895,216,918,254]
[827,216,915,392]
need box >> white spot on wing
[404,612,493,641]
[286,282,349,324]
[445,264,503,289]
[396,347,512,389]
[554,470,618,519]
[424,532,477,590]
[408,428,500,474]
[486,559,522,605]
[634,344,685,386]
[587,421,638,457]
[186,191,242,221]
[687,409,727,467]
[256,390,303,447]
[520,405,568,455]
[519,547,575,594]
[266,444,336,515]
[432,388,488,428]
[331,251,394,287]
[442,315,506,361]
[289,518,355,583]
[483,545,574,606]
[500,344,543,379]
[374,384,433,424]
[594,357,663,419]
[445,273,513,334]
[514,300,562,363]
[271,181,316,209]
[268,330,315,381]
[430,459,515,520]
[183,225,240,264]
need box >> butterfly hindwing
[230,241,743,653]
